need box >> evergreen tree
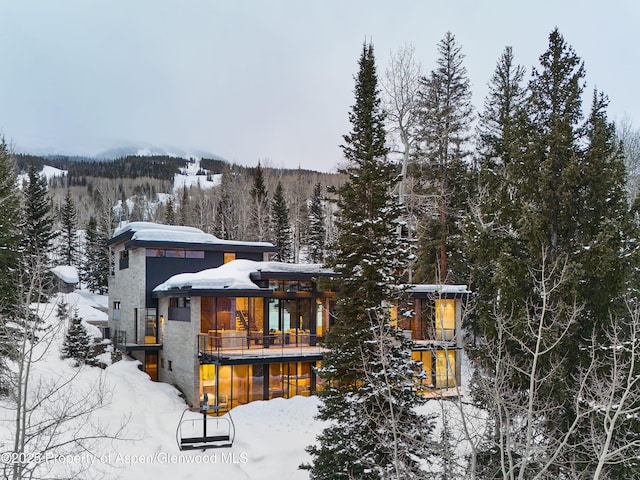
[58,190,79,266]
[216,166,237,240]
[468,46,528,337]
[22,162,55,263]
[56,298,69,321]
[179,185,190,226]
[82,216,109,294]
[61,308,94,366]
[469,30,637,476]
[270,181,292,262]
[250,161,269,241]
[164,197,176,225]
[0,139,24,368]
[414,31,474,284]
[305,43,434,480]
[308,182,326,263]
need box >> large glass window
[269,363,283,399]
[316,301,324,337]
[147,248,204,258]
[232,365,249,406]
[412,350,434,388]
[145,352,158,381]
[250,365,264,402]
[200,362,314,411]
[435,350,456,388]
[145,308,157,344]
[435,299,456,341]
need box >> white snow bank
[57,291,108,326]
[114,221,274,247]
[50,265,79,284]
[41,165,67,179]
[408,284,471,295]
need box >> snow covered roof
[110,222,275,249]
[50,265,79,284]
[153,259,335,294]
[407,284,471,296]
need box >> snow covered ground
[173,158,221,192]
[0,290,479,479]
[0,291,324,480]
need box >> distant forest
[12,152,343,266]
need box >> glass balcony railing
[198,333,321,361]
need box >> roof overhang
[406,284,471,300]
[249,270,337,282]
[153,288,273,299]
[124,239,277,253]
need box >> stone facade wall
[158,297,200,406]
[108,244,147,344]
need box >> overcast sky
[0,1,637,172]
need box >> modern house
[107,222,277,385]
[107,221,470,409]
[152,259,336,408]
[402,285,470,393]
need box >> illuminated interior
[435,349,456,388]
[412,348,456,390]
[200,361,314,411]
[435,299,455,341]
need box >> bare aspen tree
[382,44,423,281]
[617,117,640,206]
[576,302,640,479]
[469,250,590,480]
[382,44,422,204]
[0,258,127,480]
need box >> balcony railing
[198,332,322,362]
[408,328,457,346]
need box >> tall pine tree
[270,181,292,262]
[82,216,109,294]
[469,29,637,477]
[250,161,270,241]
[58,190,78,266]
[305,43,434,480]
[468,46,528,338]
[308,182,326,263]
[22,162,55,263]
[415,31,474,284]
[0,140,24,371]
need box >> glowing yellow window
[435,299,455,341]
[435,350,456,388]
[224,252,236,264]
[389,304,398,328]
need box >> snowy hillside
[17,165,67,186]
[173,157,221,192]
[0,291,325,480]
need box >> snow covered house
[152,260,336,408]
[107,221,469,409]
[401,285,470,393]
[48,265,79,293]
[107,222,337,407]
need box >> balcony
[409,328,457,349]
[198,333,323,363]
